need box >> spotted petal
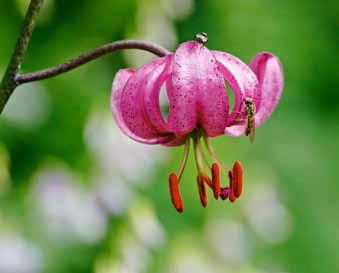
[111,68,136,137]
[111,61,173,144]
[167,41,229,137]
[142,54,173,133]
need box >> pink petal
[168,41,229,137]
[111,68,136,135]
[223,124,245,137]
[213,51,259,127]
[166,42,197,136]
[250,52,284,127]
[111,64,173,144]
[142,54,173,133]
[224,52,284,137]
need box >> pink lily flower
[111,33,284,212]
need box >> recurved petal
[224,52,284,137]
[111,63,173,144]
[213,51,259,127]
[111,68,136,136]
[250,52,284,127]
[166,42,198,136]
[168,41,229,137]
[142,54,173,133]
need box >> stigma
[168,130,244,213]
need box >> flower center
[168,130,244,213]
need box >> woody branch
[0,0,169,114]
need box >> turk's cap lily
[111,34,284,212]
[111,39,283,144]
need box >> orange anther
[197,175,208,207]
[232,161,243,198]
[228,170,237,203]
[211,163,221,199]
[169,173,184,213]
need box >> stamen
[169,173,184,212]
[232,161,243,198]
[197,175,208,207]
[197,137,212,172]
[177,138,191,180]
[193,135,205,174]
[211,163,221,199]
[203,135,219,162]
[194,135,213,189]
[203,135,228,178]
[202,174,213,188]
[196,138,218,192]
[228,170,237,203]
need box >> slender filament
[177,137,191,181]
[193,136,204,174]
[197,137,212,170]
[203,134,229,177]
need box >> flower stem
[15,40,169,84]
[0,0,170,114]
[0,0,45,113]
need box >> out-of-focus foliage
[0,0,338,273]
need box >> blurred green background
[0,0,338,273]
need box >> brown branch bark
[0,0,45,113]
[16,40,169,84]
